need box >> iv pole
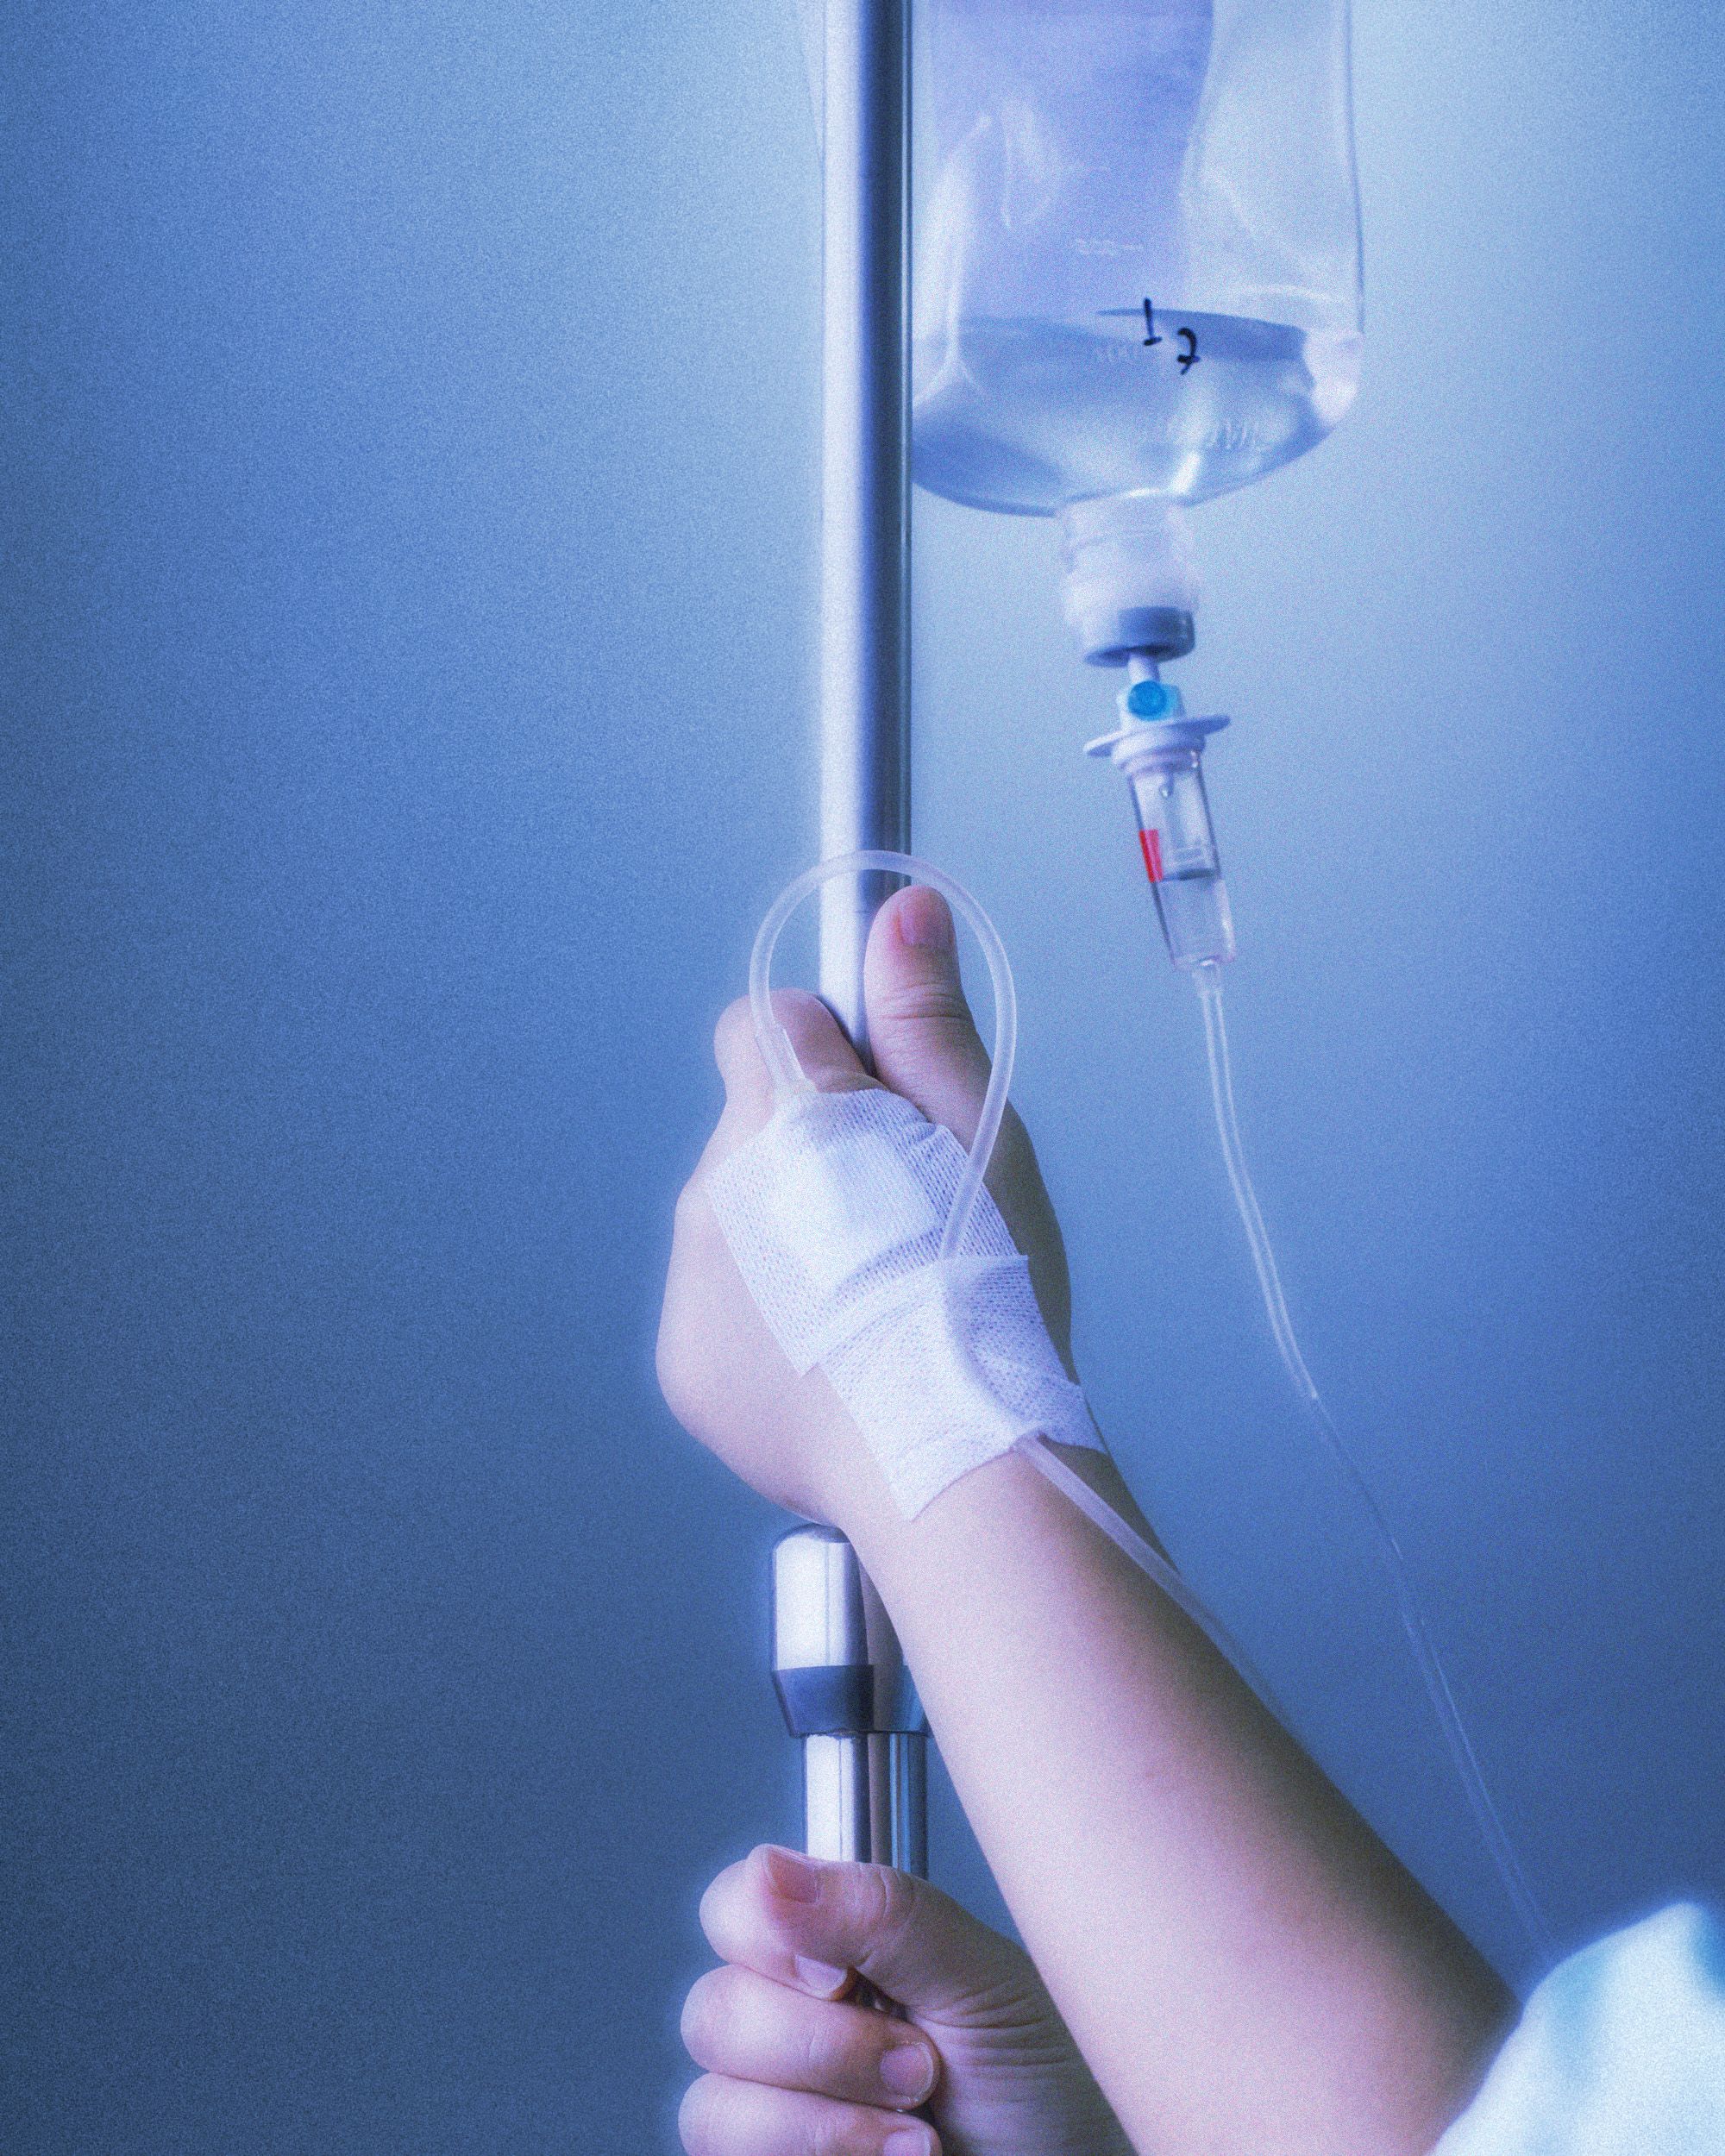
[769,0,928,1880]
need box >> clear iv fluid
[913,310,1362,517]
[1127,743,1235,970]
[914,0,1361,642]
[1151,869,1232,973]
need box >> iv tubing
[751,854,1283,1701]
[750,853,1553,1973]
[1190,961,1556,1971]
[1019,1423,1282,1704]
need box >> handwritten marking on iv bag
[1139,301,1199,371]
[913,310,1360,516]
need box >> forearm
[837,1440,1512,2156]
[665,910,1512,2150]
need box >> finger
[682,1965,939,2112]
[701,1847,1036,2026]
[679,2074,938,2156]
[859,890,1074,1360]
[713,990,875,1123]
[861,888,992,1147]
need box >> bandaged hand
[657,886,1076,1530]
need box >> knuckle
[993,1103,1037,1170]
[852,1858,909,1936]
[670,1176,727,1266]
[873,977,976,1032]
[697,1871,727,1947]
[679,1969,734,2071]
[655,1320,696,1429]
[806,2104,849,2156]
[813,2102,888,2156]
[699,1858,750,1952]
[800,2007,857,2098]
[768,987,828,1030]
[712,996,756,1064]
[677,2074,724,2156]
[672,1175,707,1233]
[855,1864,923,1973]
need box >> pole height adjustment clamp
[772,1525,928,1875]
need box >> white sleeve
[1435,1903,1725,2155]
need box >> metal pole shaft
[818,0,911,1048]
[774,1528,927,1876]
[768,0,926,1881]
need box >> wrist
[832,1434,1057,1583]
[801,1386,900,1539]
[833,1438,1188,1695]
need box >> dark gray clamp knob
[771,1525,924,1738]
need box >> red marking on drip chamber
[1138,828,1164,884]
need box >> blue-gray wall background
[3,3,1721,2148]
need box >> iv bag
[912,0,1363,658]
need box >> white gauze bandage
[707,1084,1101,1517]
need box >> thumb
[862,887,992,1146]
[704,1846,1037,2027]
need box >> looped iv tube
[750,845,1556,1977]
[750,850,1014,1266]
[750,849,1276,1681]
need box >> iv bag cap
[1078,605,1195,668]
[1058,499,1200,665]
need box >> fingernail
[794,1956,851,1997]
[880,2038,936,2103]
[883,2128,934,2156]
[762,1846,823,1903]
[896,887,954,951]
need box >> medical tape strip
[706,1086,1101,1518]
